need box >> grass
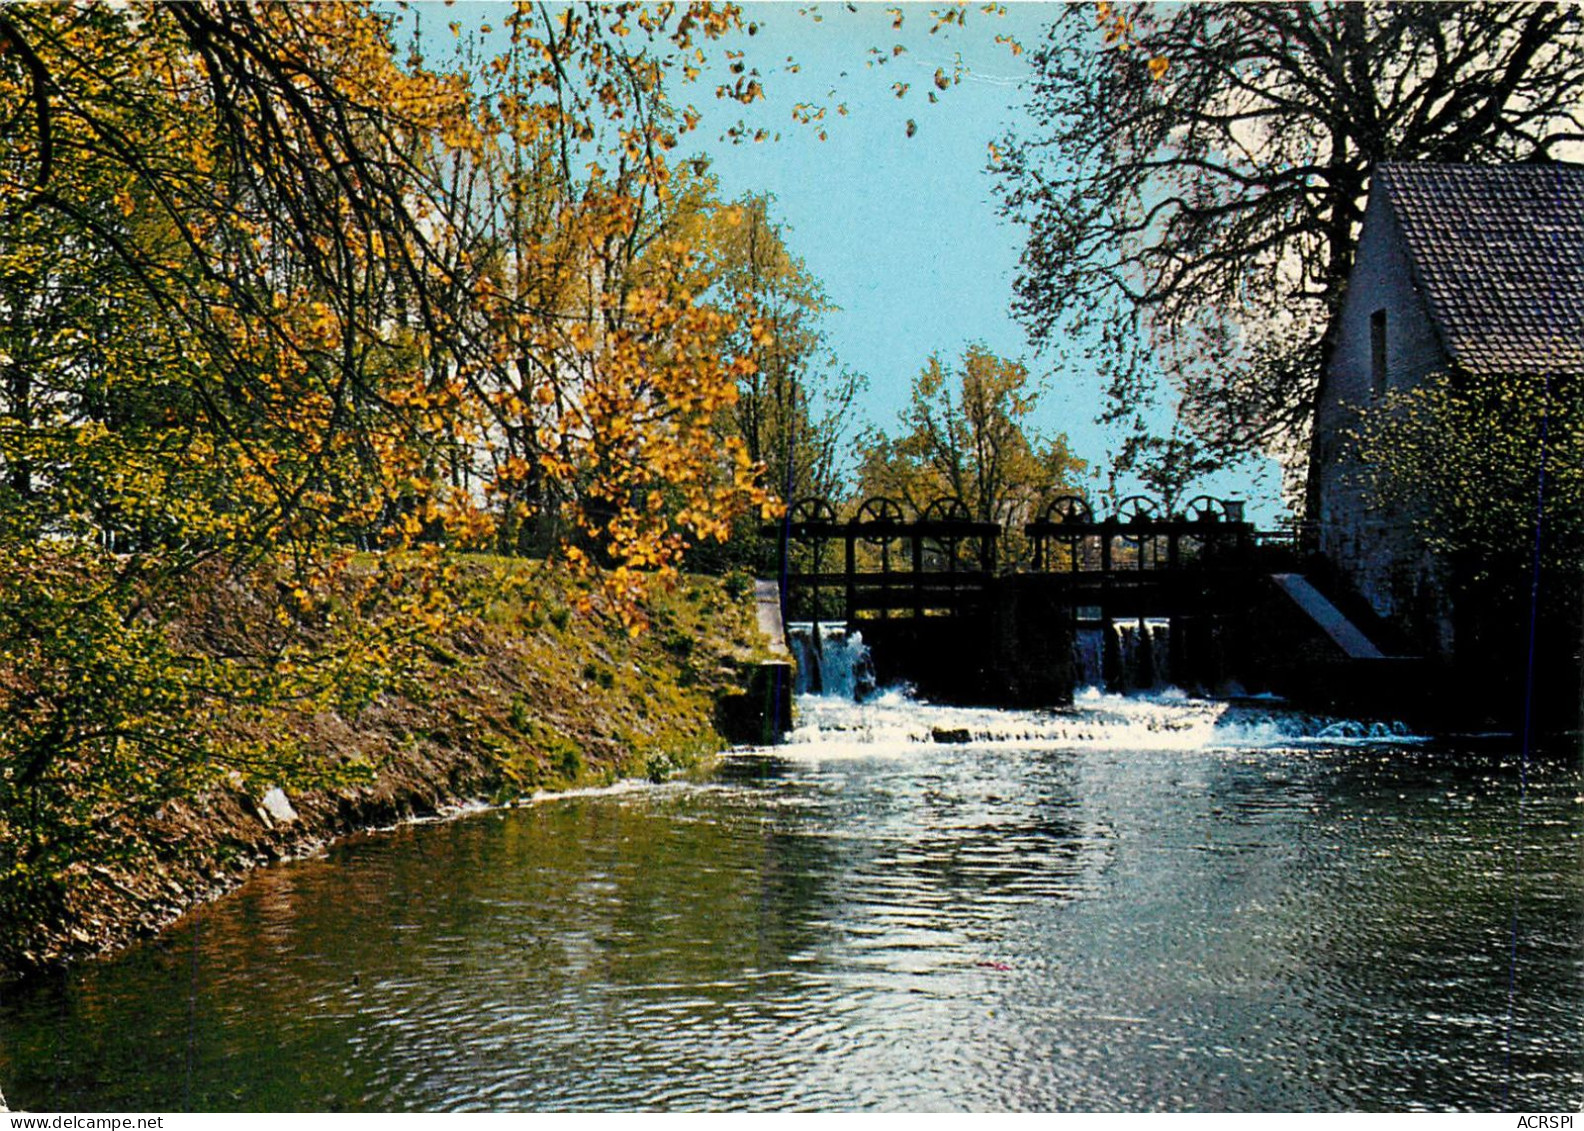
[1,556,772,974]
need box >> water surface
[2,692,1580,1111]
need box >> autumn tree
[399,6,792,592]
[996,2,1584,508]
[0,0,777,940]
[703,193,865,508]
[854,345,1085,556]
[0,0,479,939]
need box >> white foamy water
[786,621,874,699]
[766,685,1423,761]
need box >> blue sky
[421,3,1285,523]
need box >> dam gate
[766,494,1266,706]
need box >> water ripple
[0,695,1578,1111]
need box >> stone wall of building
[1313,185,1456,657]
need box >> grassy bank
[0,560,774,977]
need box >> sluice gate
[766,494,1305,706]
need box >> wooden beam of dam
[765,494,1279,706]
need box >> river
[1,689,1580,1112]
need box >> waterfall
[1077,618,1172,693]
[788,621,876,700]
[1074,625,1106,689]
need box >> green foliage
[0,554,210,916]
[0,0,818,967]
[722,569,755,601]
[507,695,535,736]
[554,742,585,783]
[0,548,402,945]
[659,627,695,658]
[853,345,1086,555]
[668,192,868,573]
[706,194,868,505]
[1350,367,1582,727]
[1351,369,1583,584]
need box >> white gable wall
[1313,181,1456,656]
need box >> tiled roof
[1377,163,1584,374]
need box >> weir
[786,622,875,699]
[1093,617,1172,693]
[767,493,1417,711]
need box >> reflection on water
[1,692,1580,1111]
